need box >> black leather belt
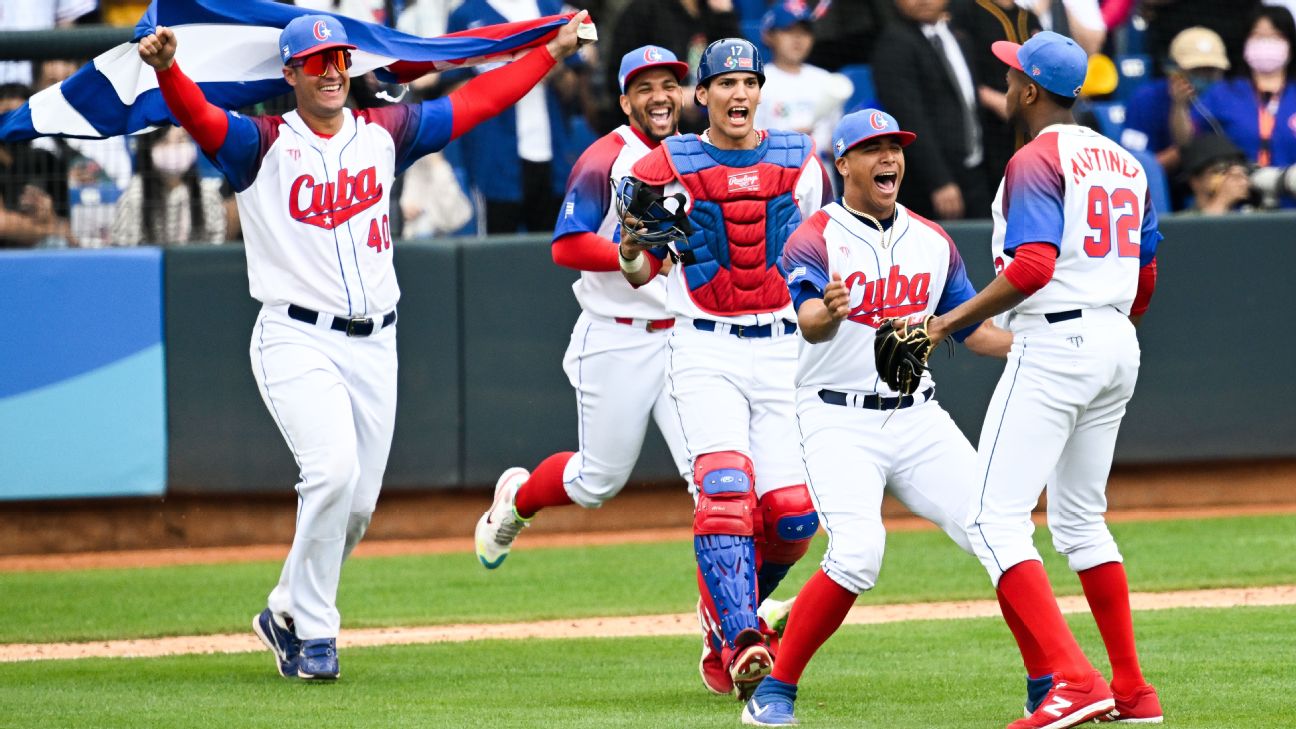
[693,319,797,338]
[819,387,934,410]
[1044,309,1081,324]
[287,304,397,337]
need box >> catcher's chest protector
[661,131,812,316]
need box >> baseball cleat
[729,629,774,702]
[742,677,799,726]
[1007,670,1114,729]
[1098,684,1163,724]
[296,637,340,680]
[696,599,735,695]
[1025,673,1054,716]
[252,608,301,678]
[474,467,532,569]
[757,596,796,638]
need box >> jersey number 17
[1083,186,1140,259]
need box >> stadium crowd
[0,0,1290,247]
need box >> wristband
[618,248,645,274]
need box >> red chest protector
[632,130,816,316]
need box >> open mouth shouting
[647,104,674,128]
[874,170,898,195]
[726,105,750,126]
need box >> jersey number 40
[1083,186,1140,259]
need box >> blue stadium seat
[838,64,878,113]
[1115,54,1152,102]
[1088,101,1126,142]
[1127,147,1171,217]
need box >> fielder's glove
[874,315,936,395]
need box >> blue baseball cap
[992,31,1088,98]
[832,109,916,158]
[280,15,356,65]
[618,45,689,93]
[761,2,814,33]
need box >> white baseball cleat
[475,467,531,569]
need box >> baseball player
[920,32,1163,728]
[473,46,692,564]
[616,38,833,700]
[138,11,590,680]
[740,108,1013,727]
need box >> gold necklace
[841,202,896,249]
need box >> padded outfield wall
[2,213,1293,499]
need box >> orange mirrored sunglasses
[291,49,353,77]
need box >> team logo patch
[313,20,331,41]
[834,138,845,155]
[1031,65,1042,77]
[728,170,760,193]
[787,265,806,284]
[869,111,888,131]
[644,46,664,62]
[289,166,384,230]
[724,55,754,70]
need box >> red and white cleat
[1098,684,1163,724]
[1007,670,1115,729]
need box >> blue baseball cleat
[1025,673,1054,715]
[252,608,301,678]
[297,638,340,680]
[742,677,799,726]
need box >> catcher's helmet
[696,38,765,87]
[613,176,693,246]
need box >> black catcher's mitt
[874,315,935,395]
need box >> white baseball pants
[249,305,397,640]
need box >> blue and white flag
[0,0,578,142]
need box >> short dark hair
[1043,87,1078,109]
[0,82,33,102]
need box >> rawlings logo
[289,166,383,230]
[844,265,931,327]
[869,111,887,130]
[312,20,331,41]
[728,170,760,193]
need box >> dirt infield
[3,585,1291,663]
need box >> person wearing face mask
[1190,6,1296,205]
[110,126,227,246]
[1125,26,1228,173]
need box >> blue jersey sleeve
[1139,188,1162,266]
[1002,134,1065,254]
[361,100,454,176]
[782,210,831,311]
[206,112,280,193]
[553,133,624,241]
[933,237,981,342]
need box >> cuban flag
[0,0,580,142]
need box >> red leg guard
[692,451,757,535]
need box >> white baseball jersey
[209,101,456,317]
[553,125,669,319]
[783,202,980,395]
[990,124,1161,319]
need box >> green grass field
[2,513,1294,728]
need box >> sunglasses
[290,49,352,77]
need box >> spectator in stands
[805,0,894,70]
[951,0,1040,186]
[1144,0,1261,79]
[0,83,73,247]
[0,0,97,86]
[872,0,989,220]
[110,126,227,246]
[1124,27,1228,172]
[755,2,852,159]
[1178,133,1253,214]
[447,0,582,234]
[608,0,739,132]
[1188,5,1296,185]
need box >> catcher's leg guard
[693,451,759,650]
[755,484,819,602]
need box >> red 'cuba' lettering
[843,265,931,327]
[289,166,384,230]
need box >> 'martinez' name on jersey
[784,202,978,395]
[208,99,453,318]
[991,124,1161,318]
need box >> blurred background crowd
[0,0,1290,249]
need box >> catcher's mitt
[874,315,936,395]
[613,176,693,247]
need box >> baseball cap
[1081,53,1118,97]
[832,108,916,159]
[1180,134,1246,178]
[1169,27,1230,71]
[761,2,815,33]
[618,45,689,94]
[992,30,1089,98]
[280,14,356,65]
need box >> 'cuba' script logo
[844,265,931,327]
[289,166,384,230]
[728,170,760,193]
[313,20,332,41]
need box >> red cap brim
[991,40,1024,72]
[290,42,358,61]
